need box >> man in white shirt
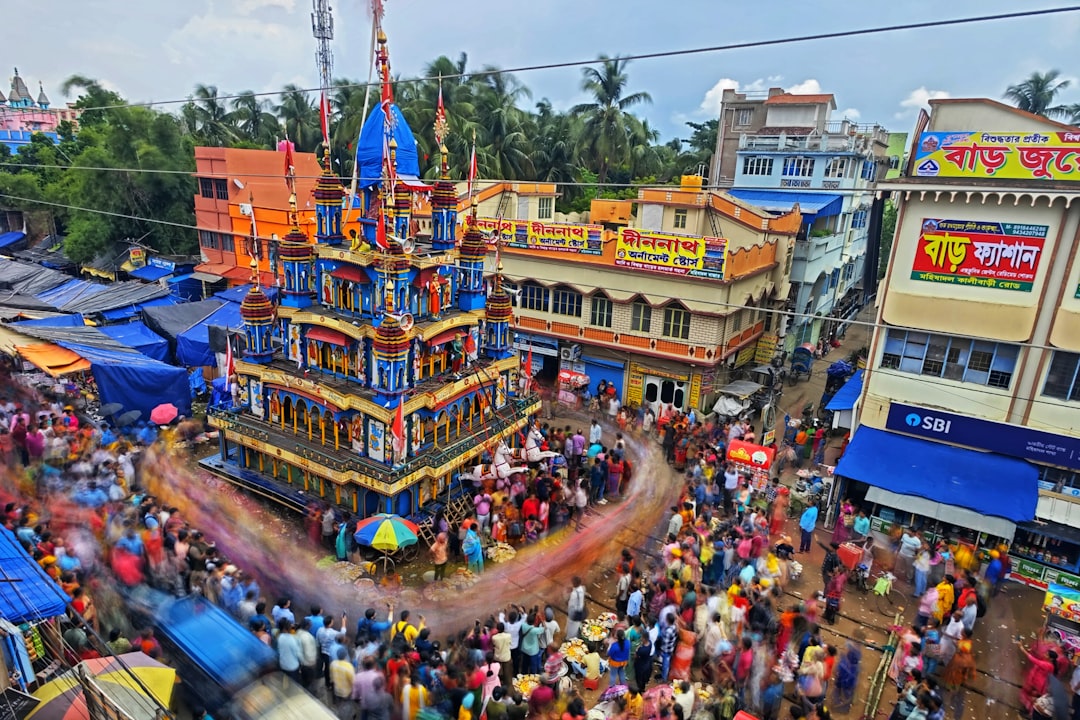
[723,465,740,516]
[589,420,602,445]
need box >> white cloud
[698,78,741,115]
[896,87,950,117]
[786,78,822,95]
[838,107,861,121]
[744,75,782,92]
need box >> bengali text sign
[910,218,1047,292]
[473,218,602,255]
[913,131,1080,181]
[614,228,727,280]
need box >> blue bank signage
[885,402,1080,472]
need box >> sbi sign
[904,412,952,434]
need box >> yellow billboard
[614,229,726,280]
[913,131,1080,182]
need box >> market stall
[1043,583,1080,663]
[557,368,589,409]
[726,439,776,492]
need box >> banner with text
[474,218,603,255]
[614,228,727,280]
[910,218,1047,292]
[913,131,1080,181]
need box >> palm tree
[275,84,319,152]
[190,84,238,146]
[1003,70,1071,118]
[230,91,279,147]
[60,75,125,127]
[571,56,652,184]
[531,99,580,186]
[473,67,534,179]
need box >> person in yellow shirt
[401,672,430,720]
[390,610,425,646]
[625,687,643,719]
[934,575,955,622]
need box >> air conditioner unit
[560,344,581,362]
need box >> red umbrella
[149,403,179,425]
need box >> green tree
[230,91,280,147]
[60,75,124,127]
[878,199,897,280]
[189,84,238,147]
[571,56,652,185]
[1003,70,1071,118]
[275,85,319,153]
[472,68,533,180]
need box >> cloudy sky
[8,0,1080,140]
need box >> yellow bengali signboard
[913,130,1080,182]
[473,218,603,255]
[614,229,726,280]
[754,334,779,365]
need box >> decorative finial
[250,258,259,286]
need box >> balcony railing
[208,394,539,485]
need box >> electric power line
[60,6,1080,114]
[3,189,1080,422]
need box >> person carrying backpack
[390,610,424,652]
[357,605,394,643]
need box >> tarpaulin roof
[214,284,279,304]
[35,279,107,308]
[58,280,168,315]
[0,292,63,312]
[99,321,169,362]
[141,299,223,343]
[356,103,420,190]
[128,264,173,282]
[176,301,242,367]
[727,189,844,219]
[60,342,191,419]
[836,426,1038,523]
[99,294,178,323]
[9,267,69,297]
[825,369,863,411]
[15,343,91,377]
[7,324,141,354]
[13,315,85,328]
[0,526,68,622]
[0,231,26,250]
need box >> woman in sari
[1017,641,1057,715]
[668,619,697,681]
[831,639,862,713]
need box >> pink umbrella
[149,403,179,425]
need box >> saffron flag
[390,398,406,461]
[319,91,332,147]
[278,138,295,185]
[433,80,447,146]
[524,347,533,379]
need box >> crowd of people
[1,359,1074,720]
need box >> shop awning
[866,486,1018,541]
[331,265,368,283]
[306,326,349,345]
[716,380,762,399]
[727,189,844,219]
[0,526,69,622]
[838,426,1038,526]
[128,264,173,282]
[825,369,863,411]
[16,343,91,376]
[189,271,225,283]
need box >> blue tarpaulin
[356,103,420,189]
[825,369,863,411]
[99,294,179,322]
[727,189,844,219]
[129,264,173,282]
[59,342,191,419]
[175,301,242,367]
[99,321,170,362]
[0,231,26,250]
[0,526,68,622]
[214,284,279,304]
[13,315,84,328]
[836,426,1038,524]
[35,279,107,308]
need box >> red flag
[319,91,331,147]
[375,211,388,250]
[524,347,533,379]
[278,138,295,186]
[224,334,236,378]
[391,398,406,460]
[434,80,447,146]
[467,141,477,201]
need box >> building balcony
[739,121,889,154]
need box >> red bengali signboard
[910,218,1048,292]
[726,440,775,469]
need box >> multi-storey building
[839,97,1080,589]
[491,175,801,415]
[0,69,80,151]
[204,30,536,517]
[711,87,888,351]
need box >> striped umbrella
[28,652,175,720]
[353,513,419,552]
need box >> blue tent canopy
[129,264,173,282]
[356,103,420,189]
[836,426,1038,525]
[727,189,844,220]
[0,231,26,250]
[35,279,107,308]
[13,314,84,328]
[0,526,68,622]
[825,369,863,411]
[59,342,191,419]
[214,284,278,304]
[99,321,169,362]
[99,294,179,322]
[175,301,242,367]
